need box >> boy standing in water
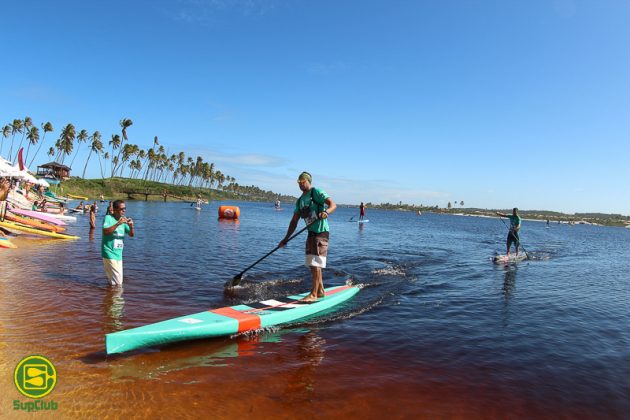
[279,172,336,302]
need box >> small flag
[18,148,24,171]
[154,136,159,145]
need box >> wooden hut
[36,162,71,180]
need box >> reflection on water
[502,266,517,299]
[102,287,125,331]
[280,331,326,403]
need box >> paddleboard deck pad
[493,254,527,264]
[106,284,360,354]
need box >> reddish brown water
[2,202,629,418]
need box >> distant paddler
[359,202,366,221]
[496,208,521,256]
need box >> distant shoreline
[342,204,630,228]
[56,178,629,227]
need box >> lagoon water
[1,201,629,418]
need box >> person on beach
[0,178,9,202]
[278,172,337,302]
[102,200,135,286]
[359,202,366,221]
[89,202,97,229]
[496,208,521,256]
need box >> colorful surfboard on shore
[0,237,17,249]
[0,220,79,239]
[106,284,360,354]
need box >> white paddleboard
[493,254,527,264]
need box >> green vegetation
[56,177,296,204]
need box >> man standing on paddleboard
[102,200,135,286]
[496,208,521,256]
[279,172,337,302]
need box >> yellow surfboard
[67,194,89,200]
[0,220,79,240]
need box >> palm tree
[29,122,53,167]
[15,116,32,162]
[8,119,23,163]
[24,126,40,167]
[82,131,103,178]
[69,129,88,168]
[1,125,10,157]
[112,118,133,176]
[119,143,139,177]
[100,151,109,179]
[108,134,121,177]
[120,118,133,141]
[55,123,76,164]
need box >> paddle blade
[228,274,242,287]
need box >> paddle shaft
[498,216,530,258]
[231,220,317,285]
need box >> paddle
[497,215,530,259]
[228,220,318,287]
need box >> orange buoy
[218,205,240,220]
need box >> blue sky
[1,0,629,214]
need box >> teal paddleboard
[106,284,360,354]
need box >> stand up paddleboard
[350,220,369,223]
[493,254,527,264]
[106,284,360,354]
[8,207,67,226]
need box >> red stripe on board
[211,307,261,333]
[324,285,353,297]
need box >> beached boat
[106,284,360,354]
